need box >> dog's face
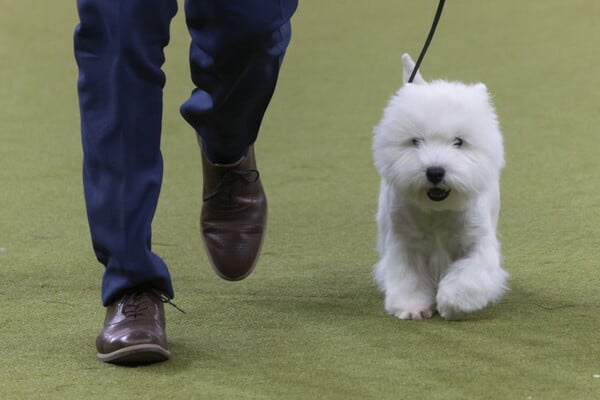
[373,55,504,212]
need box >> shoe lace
[121,290,186,318]
[121,292,150,318]
[203,169,259,203]
[154,290,186,314]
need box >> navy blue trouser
[74,0,297,306]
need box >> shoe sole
[97,344,171,366]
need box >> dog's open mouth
[427,187,451,202]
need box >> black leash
[408,0,446,83]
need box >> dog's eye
[453,138,464,148]
[411,138,422,147]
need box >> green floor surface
[1,1,599,399]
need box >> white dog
[372,54,508,320]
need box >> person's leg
[181,0,298,279]
[181,0,297,163]
[74,0,177,306]
[74,0,177,364]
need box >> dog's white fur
[372,54,508,320]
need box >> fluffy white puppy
[372,54,508,320]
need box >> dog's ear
[474,82,488,93]
[473,83,491,99]
[402,53,426,85]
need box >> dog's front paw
[383,285,435,321]
[435,284,472,320]
[377,257,436,321]
[436,259,508,320]
[435,301,464,321]
[436,282,484,320]
[390,308,434,320]
[385,294,435,320]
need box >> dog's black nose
[426,167,445,184]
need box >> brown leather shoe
[201,145,267,280]
[96,291,170,365]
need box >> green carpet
[1,1,599,399]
